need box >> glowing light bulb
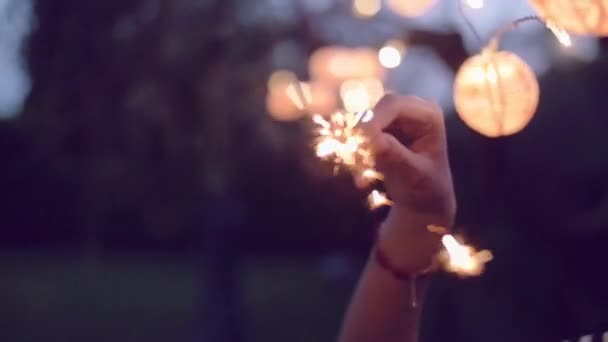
[387,0,438,17]
[353,0,381,18]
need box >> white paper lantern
[454,50,540,137]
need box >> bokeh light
[266,70,305,121]
[352,0,381,18]
[387,0,437,18]
[303,81,338,115]
[529,0,608,37]
[309,46,384,84]
[378,40,407,69]
[340,78,385,113]
[454,50,540,137]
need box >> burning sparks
[440,234,493,276]
[367,190,393,210]
[313,110,378,177]
[311,109,492,277]
[301,75,492,278]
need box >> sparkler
[439,234,494,277]
[312,109,380,180]
[311,108,492,276]
[281,72,492,278]
[367,190,392,210]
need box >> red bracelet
[373,224,438,308]
[373,245,435,281]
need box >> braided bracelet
[373,224,439,308]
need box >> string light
[453,48,540,137]
[378,40,407,69]
[309,46,384,85]
[463,0,484,9]
[454,13,571,137]
[387,0,438,17]
[353,0,382,18]
[529,0,608,37]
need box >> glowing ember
[440,234,493,276]
[367,190,393,210]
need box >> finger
[371,132,423,171]
[359,94,442,141]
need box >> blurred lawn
[0,252,353,342]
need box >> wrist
[376,206,450,273]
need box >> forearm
[338,255,429,342]
[339,209,445,342]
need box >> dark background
[1,0,608,341]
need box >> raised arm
[339,95,456,342]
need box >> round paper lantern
[453,50,540,137]
[387,0,437,17]
[309,46,384,84]
[529,0,608,36]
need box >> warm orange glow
[266,70,304,121]
[378,40,406,69]
[453,49,540,137]
[440,234,493,276]
[387,0,437,17]
[309,46,384,84]
[340,78,385,113]
[367,190,393,210]
[529,0,608,37]
[353,0,382,18]
[299,81,338,115]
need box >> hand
[359,94,456,272]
